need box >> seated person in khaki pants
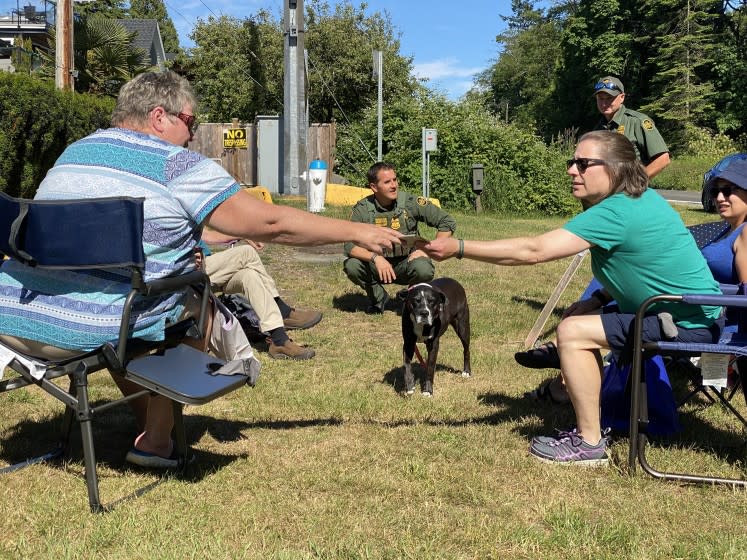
[201,229,322,360]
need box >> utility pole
[283,0,306,195]
[55,0,73,90]
[373,50,383,162]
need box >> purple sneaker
[529,430,609,466]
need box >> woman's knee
[556,315,605,349]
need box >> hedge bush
[336,92,577,216]
[0,73,114,198]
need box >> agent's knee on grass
[343,257,374,285]
[405,256,435,284]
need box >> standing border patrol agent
[344,162,457,314]
[593,76,671,178]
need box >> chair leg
[172,401,188,469]
[71,362,103,513]
[628,342,648,473]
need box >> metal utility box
[471,164,484,193]
[256,115,283,194]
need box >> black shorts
[600,306,724,357]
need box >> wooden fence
[189,119,336,188]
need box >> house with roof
[115,18,166,71]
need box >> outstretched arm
[207,190,402,254]
[422,228,591,265]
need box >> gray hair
[578,131,649,198]
[111,71,197,127]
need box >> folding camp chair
[628,284,747,486]
[0,192,250,512]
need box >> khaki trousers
[205,244,283,333]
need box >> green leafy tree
[128,0,182,56]
[188,1,416,124]
[188,13,282,122]
[304,0,417,123]
[477,0,563,133]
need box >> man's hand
[355,225,404,254]
[373,257,396,283]
[246,240,265,251]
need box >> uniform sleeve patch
[642,119,654,130]
[416,196,428,206]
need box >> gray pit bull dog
[401,277,471,396]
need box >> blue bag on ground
[600,355,681,435]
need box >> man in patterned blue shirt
[0,71,401,468]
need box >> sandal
[514,341,561,369]
[523,375,570,404]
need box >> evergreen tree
[638,0,722,127]
[74,0,128,19]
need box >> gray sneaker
[529,430,609,466]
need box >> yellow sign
[223,128,247,149]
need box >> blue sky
[164,0,513,100]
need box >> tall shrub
[0,73,114,197]
[337,91,576,215]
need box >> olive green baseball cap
[593,76,624,96]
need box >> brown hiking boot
[267,339,316,360]
[283,308,323,330]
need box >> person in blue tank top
[421,131,724,466]
[700,159,747,285]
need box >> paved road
[656,188,703,208]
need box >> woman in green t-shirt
[421,131,723,466]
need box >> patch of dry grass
[0,203,744,559]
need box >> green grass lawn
[0,203,745,559]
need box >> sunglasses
[171,112,198,139]
[566,158,606,173]
[594,81,622,94]
[711,185,737,198]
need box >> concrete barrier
[247,183,441,208]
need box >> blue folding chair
[628,284,747,486]
[0,192,250,512]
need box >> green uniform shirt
[563,189,720,329]
[343,191,456,257]
[594,105,669,165]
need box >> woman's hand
[562,297,602,318]
[420,237,459,261]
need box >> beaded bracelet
[456,239,464,260]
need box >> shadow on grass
[0,403,344,510]
[479,386,747,468]
[382,363,468,395]
[332,292,404,315]
[511,295,568,316]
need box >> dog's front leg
[402,340,417,395]
[422,338,440,397]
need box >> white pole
[376,50,383,162]
[421,128,426,197]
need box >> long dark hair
[578,131,649,198]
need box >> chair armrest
[142,270,208,296]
